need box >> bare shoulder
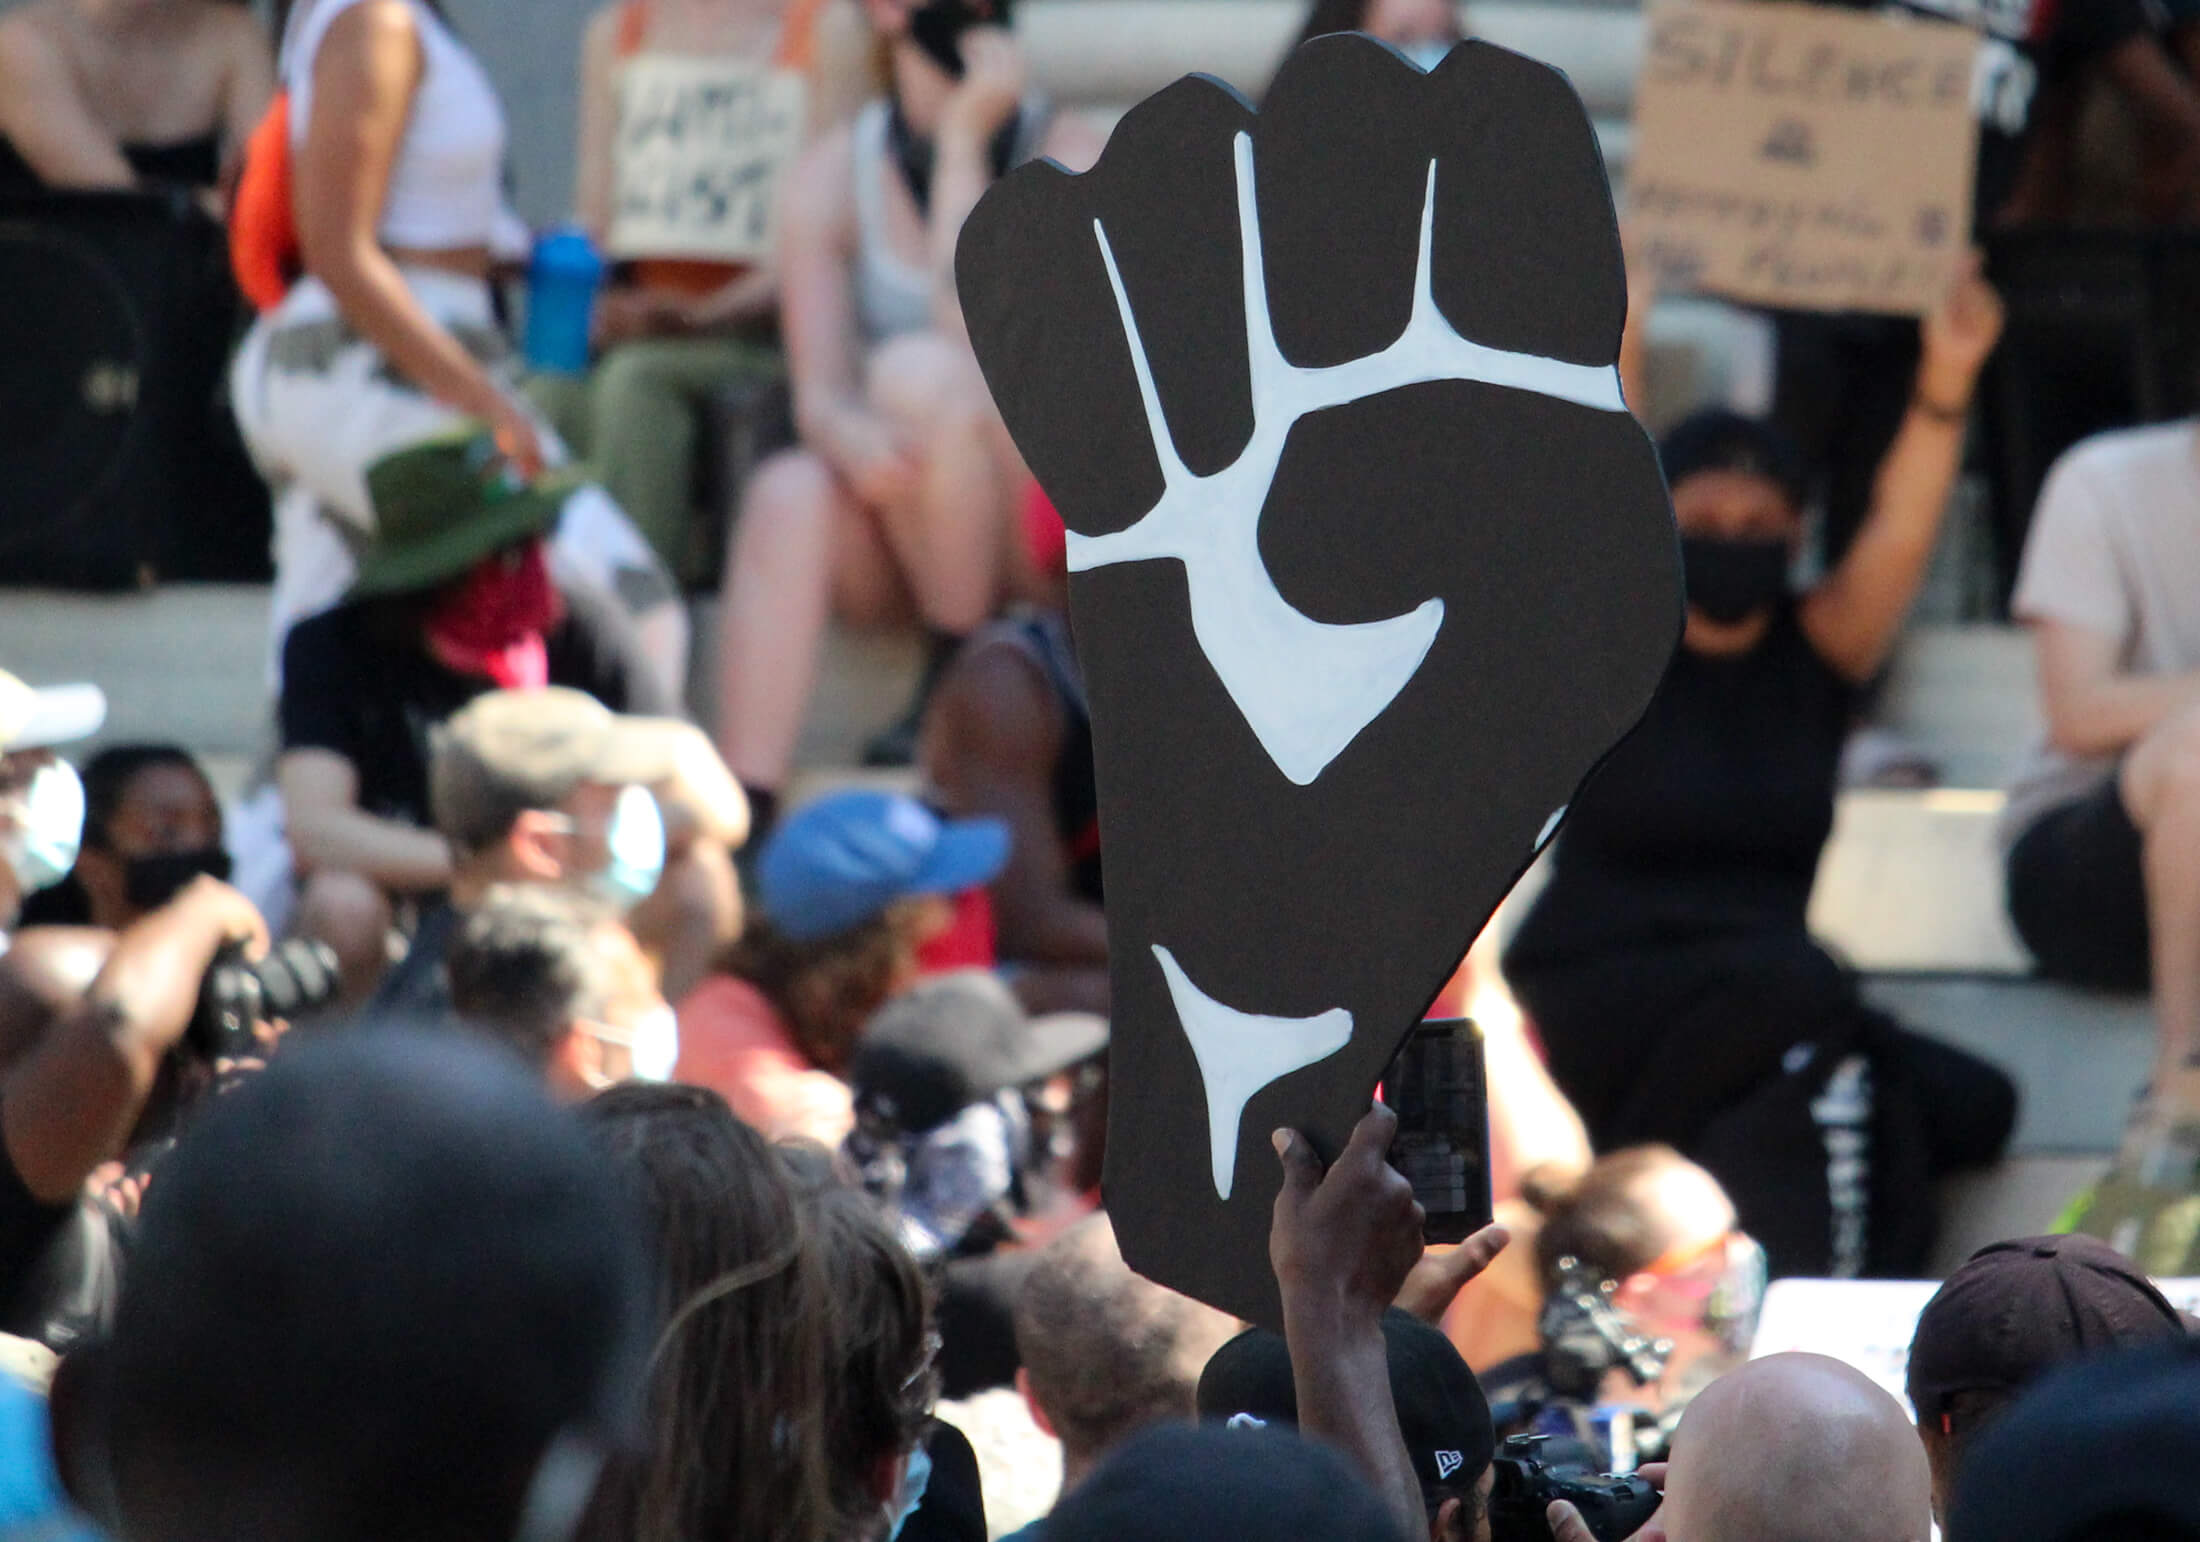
[321,0,421,53]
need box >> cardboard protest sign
[608,55,805,264]
[956,33,1682,1325]
[1628,0,1981,316]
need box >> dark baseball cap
[1906,1235,2187,1423]
[1044,1421,1407,1542]
[1950,1339,2200,1542]
[849,970,1108,1135]
[1197,1307,1497,1496]
[756,790,1010,943]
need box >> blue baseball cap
[757,790,1012,943]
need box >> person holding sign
[1502,260,2013,1282]
[556,0,838,584]
[709,0,1100,815]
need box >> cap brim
[910,816,1012,897]
[1010,1010,1110,1084]
[10,683,106,750]
[589,716,690,787]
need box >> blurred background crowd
[6,0,2200,1536]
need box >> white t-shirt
[2002,420,2200,843]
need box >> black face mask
[122,847,233,913]
[1681,537,1789,626]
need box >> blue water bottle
[524,224,603,375]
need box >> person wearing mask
[228,0,684,694]
[17,745,228,931]
[549,0,835,582]
[575,1082,841,1542]
[1480,1145,1764,1459]
[0,0,270,196]
[0,672,105,936]
[674,788,1007,1145]
[445,884,676,1097]
[710,0,1101,816]
[275,446,739,1003]
[1502,262,2014,1278]
[353,684,745,1019]
[1905,1235,2189,1530]
[1004,1213,1239,1539]
[47,1029,652,1542]
[1548,1353,1933,1542]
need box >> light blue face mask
[588,784,665,914]
[885,1443,933,1542]
[1400,37,1453,71]
[1,759,84,898]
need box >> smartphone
[1382,1018,1493,1244]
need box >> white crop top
[282,0,509,250]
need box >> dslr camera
[1487,1435,1662,1542]
[187,939,340,1059]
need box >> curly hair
[717,903,934,1074]
[575,1084,838,1542]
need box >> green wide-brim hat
[349,427,583,600]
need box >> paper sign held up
[1628,0,1982,316]
[609,54,805,264]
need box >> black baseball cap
[1906,1235,2187,1424]
[1197,1307,1497,1496]
[1949,1339,2200,1542]
[849,971,1108,1135]
[1045,1421,1407,1542]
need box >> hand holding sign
[958,33,1680,1324]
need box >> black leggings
[1510,931,2017,1278]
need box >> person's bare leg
[867,334,1013,633]
[628,839,742,1003]
[712,449,903,795]
[292,868,393,1010]
[2120,703,2200,1107]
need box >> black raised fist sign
[957,33,1680,1324]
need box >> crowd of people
[8,0,2200,1535]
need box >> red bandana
[423,540,564,688]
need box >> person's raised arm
[277,749,455,893]
[293,0,544,475]
[648,722,752,852]
[780,127,919,509]
[1799,256,2004,683]
[0,13,137,189]
[1271,1103,1430,1542]
[0,879,266,1203]
[921,647,1109,967]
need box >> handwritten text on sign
[610,54,806,264]
[1628,1,1981,316]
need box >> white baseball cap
[0,670,106,753]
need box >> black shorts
[2005,775,2151,992]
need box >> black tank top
[0,132,220,191]
[983,609,1102,905]
[1506,602,1854,965]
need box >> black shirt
[279,579,675,828]
[1506,604,1854,965]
